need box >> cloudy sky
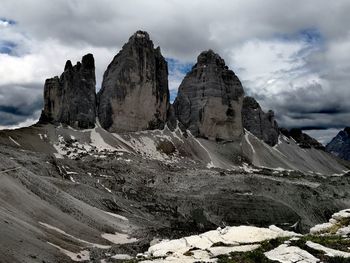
[1,0,349,144]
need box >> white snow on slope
[47,242,90,262]
[39,222,110,249]
[101,232,138,244]
[244,130,256,154]
[9,136,21,146]
[103,211,128,221]
[90,128,117,152]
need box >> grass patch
[290,235,350,263]
[298,235,350,252]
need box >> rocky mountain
[39,54,96,129]
[280,128,325,150]
[1,30,350,263]
[174,50,245,141]
[242,96,279,146]
[326,127,350,160]
[97,31,169,132]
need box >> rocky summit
[97,31,169,132]
[174,50,245,141]
[39,54,96,129]
[242,96,279,146]
[284,128,325,150]
[326,127,350,160]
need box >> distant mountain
[326,127,350,160]
[280,128,325,150]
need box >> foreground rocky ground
[0,123,350,262]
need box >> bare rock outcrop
[281,128,325,150]
[242,96,279,146]
[39,54,96,129]
[97,31,169,132]
[173,50,245,141]
[326,127,350,160]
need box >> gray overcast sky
[1,0,350,144]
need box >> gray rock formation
[39,54,96,129]
[326,127,350,160]
[242,96,279,146]
[97,31,169,132]
[174,50,245,141]
[284,128,325,150]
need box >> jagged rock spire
[174,50,245,141]
[39,53,96,129]
[97,30,169,132]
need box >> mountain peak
[197,49,226,68]
[174,50,244,141]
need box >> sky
[0,0,350,144]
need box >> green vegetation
[216,238,287,263]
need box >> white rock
[265,244,319,263]
[306,241,350,258]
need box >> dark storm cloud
[0,83,43,125]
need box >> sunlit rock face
[174,50,245,141]
[39,54,96,129]
[97,31,169,132]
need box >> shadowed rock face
[39,54,96,129]
[242,96,279,146]
[174,50,245,141]
[97,31,169,132]
[326,127,350,160]
[282,128,325,150]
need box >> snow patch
[40,222,110,249]
[47,242,90,262]
[9,136,21,146]
[244,130,256,154]
[103,211,128,221]
[101,232,138,244]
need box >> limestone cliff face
[242,96,279,146]
[39,54,96,129]
[173,50,245,141]
[97,31,169,132]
